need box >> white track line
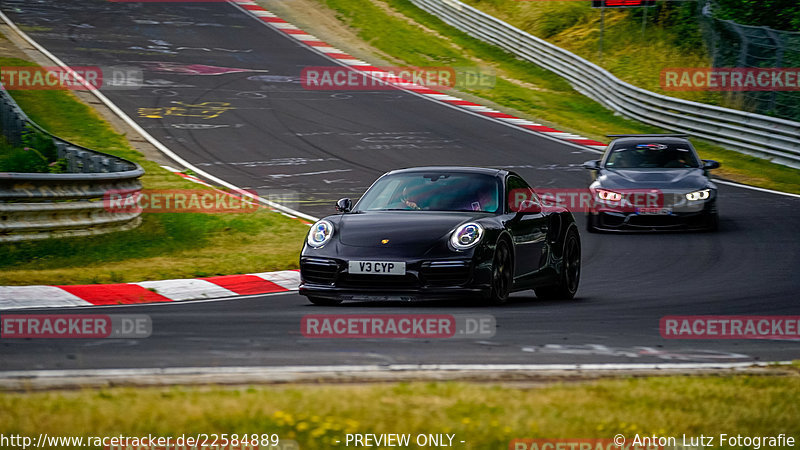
[0,361,789,380]
[714,179,800,198]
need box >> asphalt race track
[1,0,799,370]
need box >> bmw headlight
[450,222,484,250]
[307,220,334,248]
[685,189,711,201]
[596,188,623,202]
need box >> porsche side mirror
[583,160,601,170]
[335,198,352,213]
[702,160,721,170]
[515,199,542,216]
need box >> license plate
[636,207,672,215]
[348,261,406,275]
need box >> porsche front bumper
[299,257,492,301]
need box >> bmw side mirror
[702,160,721,170]
[583,160,601,170]
[335,198,352,213]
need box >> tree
[713,0,800,31]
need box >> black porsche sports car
[583,134,720,232]
[299,167,581,305]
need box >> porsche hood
[335,211,483,249]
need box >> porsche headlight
[450,222,484,250]
[307,220,334,248]
[685,189,711,201]
[596,188,623,202]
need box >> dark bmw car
[299,167,581,305]
[583,134,720,232]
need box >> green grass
[1,374,798,449]
[299,0,800,193]
[0,211,307,285]
[0,135,52,173]
[0,56,308,285]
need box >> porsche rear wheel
[307,297,343,306]
[535,227,580,300]
[486,240,513,305]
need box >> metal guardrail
[410,0,800,168]
[0,87,144,242]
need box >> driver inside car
[399,186,423,210]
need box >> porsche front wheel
[485,240,513,305]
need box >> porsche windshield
[356,172,501,213]
[606,143,700,169]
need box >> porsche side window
[506,175,539,213]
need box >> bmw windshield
[606,143,701,169]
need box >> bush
[537,2,594,38]
[654,2,704,52]
[0,127,65,173]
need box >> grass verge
[297,0,799,193]
[0,212,307,285]
[1,373,798,449]
[0,56,308,285]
